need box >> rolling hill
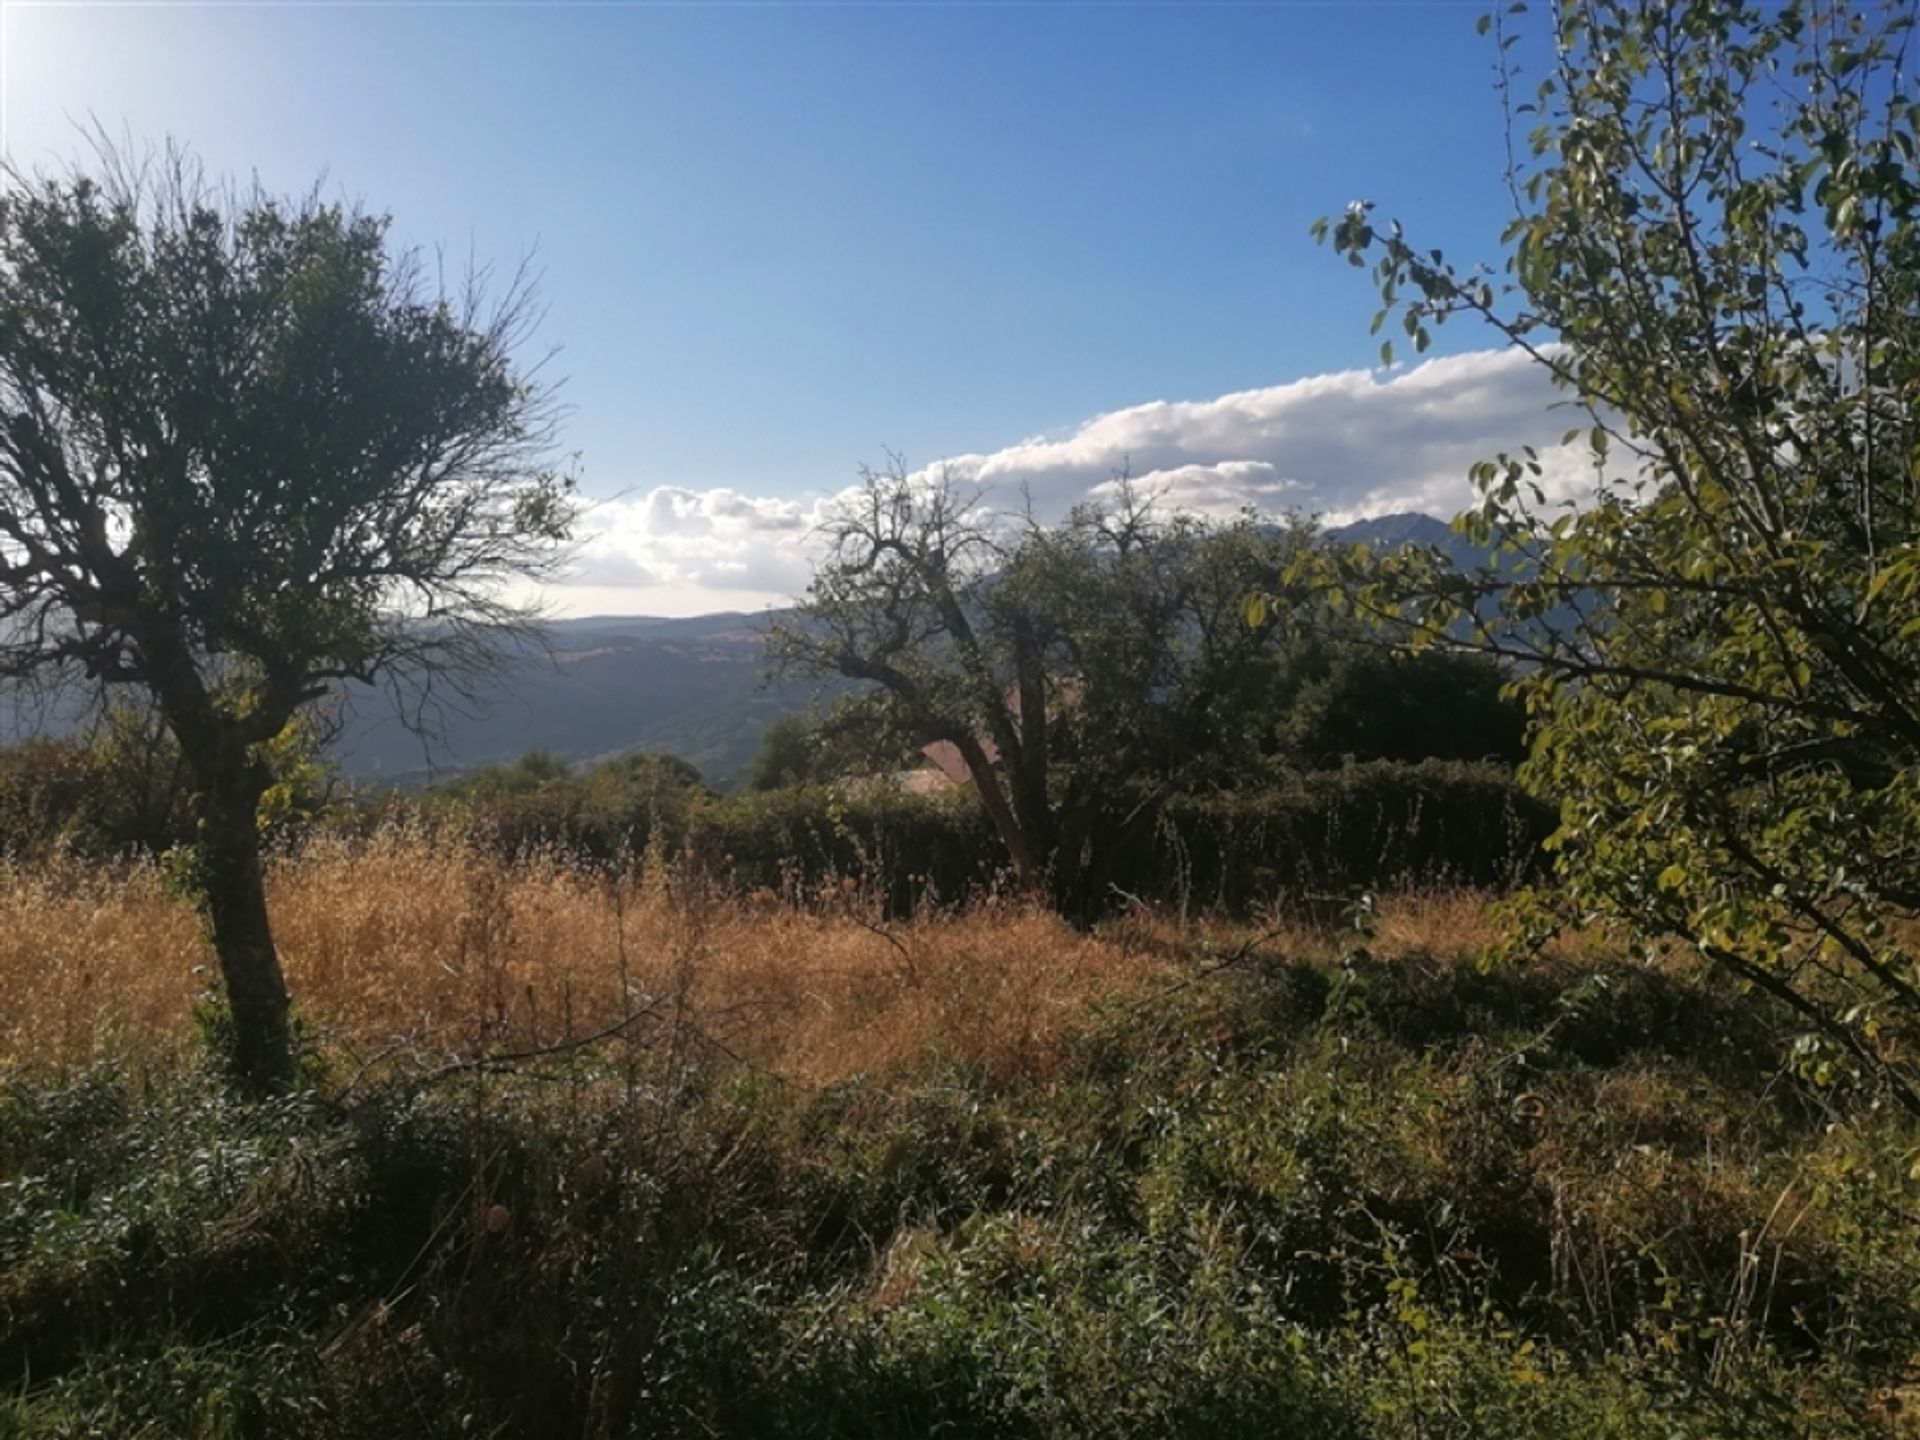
[328,512,1490,789]
[330,609,853,790]
[0,513,1476,791]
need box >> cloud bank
[547,347,1595,617]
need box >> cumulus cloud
[545,347,1599,616]
[927,346,1588,521]
[551,487,833,617]
[1088,460,1296,513]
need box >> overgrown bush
[1143,761,1555,911]
[0,712,333,861]
[414,750,716,863]
[1,941,1909,1437]
[686,761,1552,914]
[0,725,1555,917]
[0,729,191,860]
[373,757,1551,918]
[690,784,1003,910]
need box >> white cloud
[549,487,833,616]
[1084,461,1296,515]
[542,347,1598,616]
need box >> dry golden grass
[0,823,1566,1087]
[0,852,206,1074]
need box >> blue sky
[2,0,1578,613]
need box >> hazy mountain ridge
[326,512,1483,788]
[6,514,1488,790]
[332,614,835,789]
[1327,511,1495,568]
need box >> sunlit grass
[3,828,1913,1438]
[3,822,1619,1088]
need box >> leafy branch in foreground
[1275,0,1920,1111]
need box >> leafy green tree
[580,752,712,835]
[444,749,576,800]
[742,714,816,793]
[570,752,710,854]
[771,461,1306,919]
[0,148,575,1088]
[1267,645,1526,769]
[1300,0,1920,1109]
[743,698,926,792]
[592,751,706,793]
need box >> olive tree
[771,460,1302,920]
[0,150,575,1089]
[1295,0,1920,1109]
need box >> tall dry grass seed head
[1,821,1188,1087]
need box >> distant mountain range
[1329,511,1472,558]
[326,512,1485,789]
[330,611,845,790]
[0,513,1482,790]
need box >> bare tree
[770,460,1299,920]
[0,143,576,1088]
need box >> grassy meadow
[2,825,1917,1437]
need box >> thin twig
[1136,922,1296,1011]
[370,1000,670,1098]
[846,910,919,986]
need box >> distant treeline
[423,758,1553,915]
[1,732,1550,917]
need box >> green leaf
[1308,0,1920,1106]
[1865,563,1902,604]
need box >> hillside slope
[332,611,849,789]
[322,514,1487,788]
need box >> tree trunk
[1010,621,1053,849]
[951,733,1043,894]
[195,760,295,1091]
[1050,812,1100,929]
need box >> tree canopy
[1295,0,1920,1110]
[0,147,576,1086]
[770,462,1309,918]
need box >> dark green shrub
[691,784,1001,909]
[1139,761,1554,912]
[1276,649,1528,768]
[360,758,1552,916]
